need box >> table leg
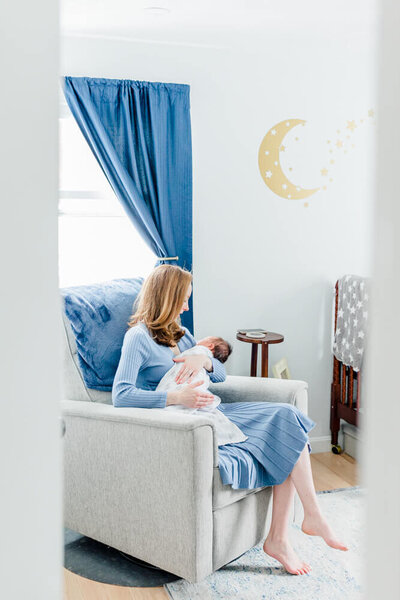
[261,343,269,377]
[250,344,258,376]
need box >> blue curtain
[63,76,194,332]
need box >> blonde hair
[128,265,192,346]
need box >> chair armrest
[61,400,216,581]
[209,375,309,415]
[61,400,219,466]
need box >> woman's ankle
[265,529,289,544]
[302,505,323,521]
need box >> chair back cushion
[61,278,143,399]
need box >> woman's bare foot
[263,537,312,575]
[301,512,348,551]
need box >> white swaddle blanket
[156,345,248,447]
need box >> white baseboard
[309,425,360,457]
[342,423,362,460]
[309,435,334,453]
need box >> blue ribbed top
[112,323,226,408]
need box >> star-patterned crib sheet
[332,274,369,372]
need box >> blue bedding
[61,278,143,391]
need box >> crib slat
[341,364,346,404]
[356,371,361,412]
[348,367,354,408]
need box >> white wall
[61,14,376,442]
[0,0,62,598]
[364,0,400,596]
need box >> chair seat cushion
[213,467,266,510]
[61,278,143,391]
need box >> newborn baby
[156,336,248,447]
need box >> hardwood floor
[64,452,358,600]
[311,451,357,492]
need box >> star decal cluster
[318,109,374,194]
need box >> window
[58,102,156,288]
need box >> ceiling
[61,0,378,47]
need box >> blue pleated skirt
[216,401,316,490]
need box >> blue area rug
[165,487,365,600]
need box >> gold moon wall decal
[258,119,320,200]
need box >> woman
[112,265,348,576]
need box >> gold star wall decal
[321,168,328,176]
[336,140,343,148]
[346,120,357,132]
[368,109,374,117]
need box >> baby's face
[197,336,218,353]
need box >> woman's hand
[168,381,215,409]
[173,354,212,384]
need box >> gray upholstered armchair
[61,303,309,583]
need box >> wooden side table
[236,332,284,377]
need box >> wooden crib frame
[330,280,361,453]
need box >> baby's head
[197,336,232,364]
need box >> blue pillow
[61,277,144,391]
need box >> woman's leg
[263,476,312,575]
[290,444,348,551]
